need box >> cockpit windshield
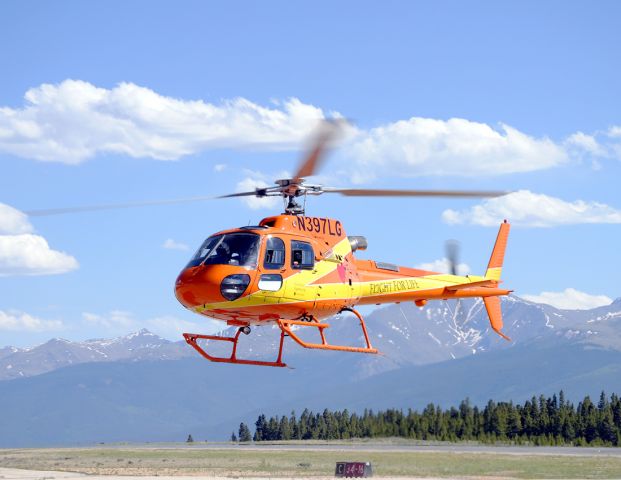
[186,233,260,268]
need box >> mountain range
[0,329,191,381]
[1,295,620,447]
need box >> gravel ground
[0,467,465,480]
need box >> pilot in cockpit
[211,244,231,264]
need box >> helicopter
[174,121,513,368]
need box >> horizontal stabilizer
[445,279,496,292]
[483,295,511,341]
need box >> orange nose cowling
[175,267,202,309]
[175,266,223,309]
[175,265,256,310]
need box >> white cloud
[162,238,189,251]
[83,310,136,330]
[0,203,78,276]
[235,174,282,210]
[522,288,612,310]
[417,258,471,275]
[0,234,79,276]
[565,131,607,157]
[82,310,220,339]
[345,117,568,182]
[0,203,33,235]
[213,163,227,172]
[3,80,620,184]
[147,314,220,339]
[606,126,621,160]
[0,310,64,332]
[0,80,327,163]
[562,127,621,166]
[442,190,621,227]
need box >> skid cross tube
[183,307,377,367]
[183,329,287,367]
[277,308,378,354]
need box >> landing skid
[183,307,378,368]
[277,308,378,354]
[183,328,287,368]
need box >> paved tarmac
[89,441,621,457]
[0,467,442,480]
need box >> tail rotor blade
[445,239,460,276]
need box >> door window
[263,236,286,269]
[291,240,314,270]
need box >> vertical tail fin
[483,296,511,341]
[483,221,511,341]
[485,220,510,281]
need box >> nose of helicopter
[175,265,255,309]
[175,267,200,308]
[174,266,216,309]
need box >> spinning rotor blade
[24,196,215,217]
[324,188,508,198]
[293,119,344,182]
[218,190,266,199]
[445,239,463,320]
[445,240,460,276]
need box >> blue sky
[1,0,620,347]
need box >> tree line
[232,391,621,446]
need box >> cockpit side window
[263,236,285,270]
[186,233,260,268]
[291,240,314,270]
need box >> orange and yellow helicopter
[175,123,513,368]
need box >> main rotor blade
[24,196,215,217]
[324,188,509,198]
[218,190,265,199]
[293,119,344,182]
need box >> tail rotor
[445,239,463,321]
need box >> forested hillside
[241,391,621,446]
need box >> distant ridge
[0,329,192,381]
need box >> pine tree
[230,432,237,442]
[279,415,292,440]
[186,434,194,443]
[239,422,252,442]
[507,405,522,439]
[290,410,299,439]
[538,395,550,436]
[579,396,599,443]
[267,416,279,440]
[254,414,267,441]
[599,403,616,445]
[299,409,310,440]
